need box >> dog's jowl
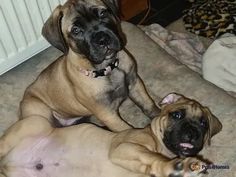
[19,0,160,132]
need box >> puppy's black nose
[94,31,111,47]
[181,123,199,142]
[182,132,194,142]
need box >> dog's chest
[105,69,128,102]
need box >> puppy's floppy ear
[158,93,183,108]
[102,0,120,19]
[42,5,68,53]
[204,107,222,145]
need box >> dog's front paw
[166,158,207,177]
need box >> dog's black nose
[94,31,111,47]
[181,132,194,142]
[181,123,199,142]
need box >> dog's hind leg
[52,111,92,127]
[19,97,53,121]
[0,116,53,158]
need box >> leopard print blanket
[183,0,236,38]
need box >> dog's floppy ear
[158,93,183,108]
[42,5,68,53]
[102,0,120,19]
[204,107,222,145]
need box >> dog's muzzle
[163,121,205,157]
[89,28,122,64]
[93,31,117,59]
[93,31,112,47]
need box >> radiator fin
[0,0,66,75]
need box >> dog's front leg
[109,142,206,177]
[128,75,160,119]
[109,141,169,175]
[0,116,53,158]
[118,50,159,119]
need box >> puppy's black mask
[163,109,208,157]
[68,3,124,64]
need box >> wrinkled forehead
[76,0,104,6]
[167,100,206,118]
[184,103,205,118]
[62,0,105,25]
[64,0,105,17]
[66,0,105,6]
[61,0,106,31]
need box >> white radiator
[0,0,66,75]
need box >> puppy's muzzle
[93,31,112,47]
[91,30,121,62]
[164,120,205,157]
[180,123,200,144]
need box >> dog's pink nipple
[36,163,44,170]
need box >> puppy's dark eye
[169,109,185,120]
[199,117,208,128]
[98,9,108,18]
[71,26,83,35]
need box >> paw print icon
[190,162,201,171]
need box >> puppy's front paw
[166,158,207,177]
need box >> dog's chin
[177,145,198,157]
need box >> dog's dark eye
[71,26,83,35]
[170,109,185,120]
[98,9,109,18]
[199,117,208,128]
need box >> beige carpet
[0,47,61,134]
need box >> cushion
[203,36,236,94]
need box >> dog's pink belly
[1,128,145,177]
[4,164,76,177]
[1,137,83,177]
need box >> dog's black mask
[163,109,208,157]
[68,4,124,64]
